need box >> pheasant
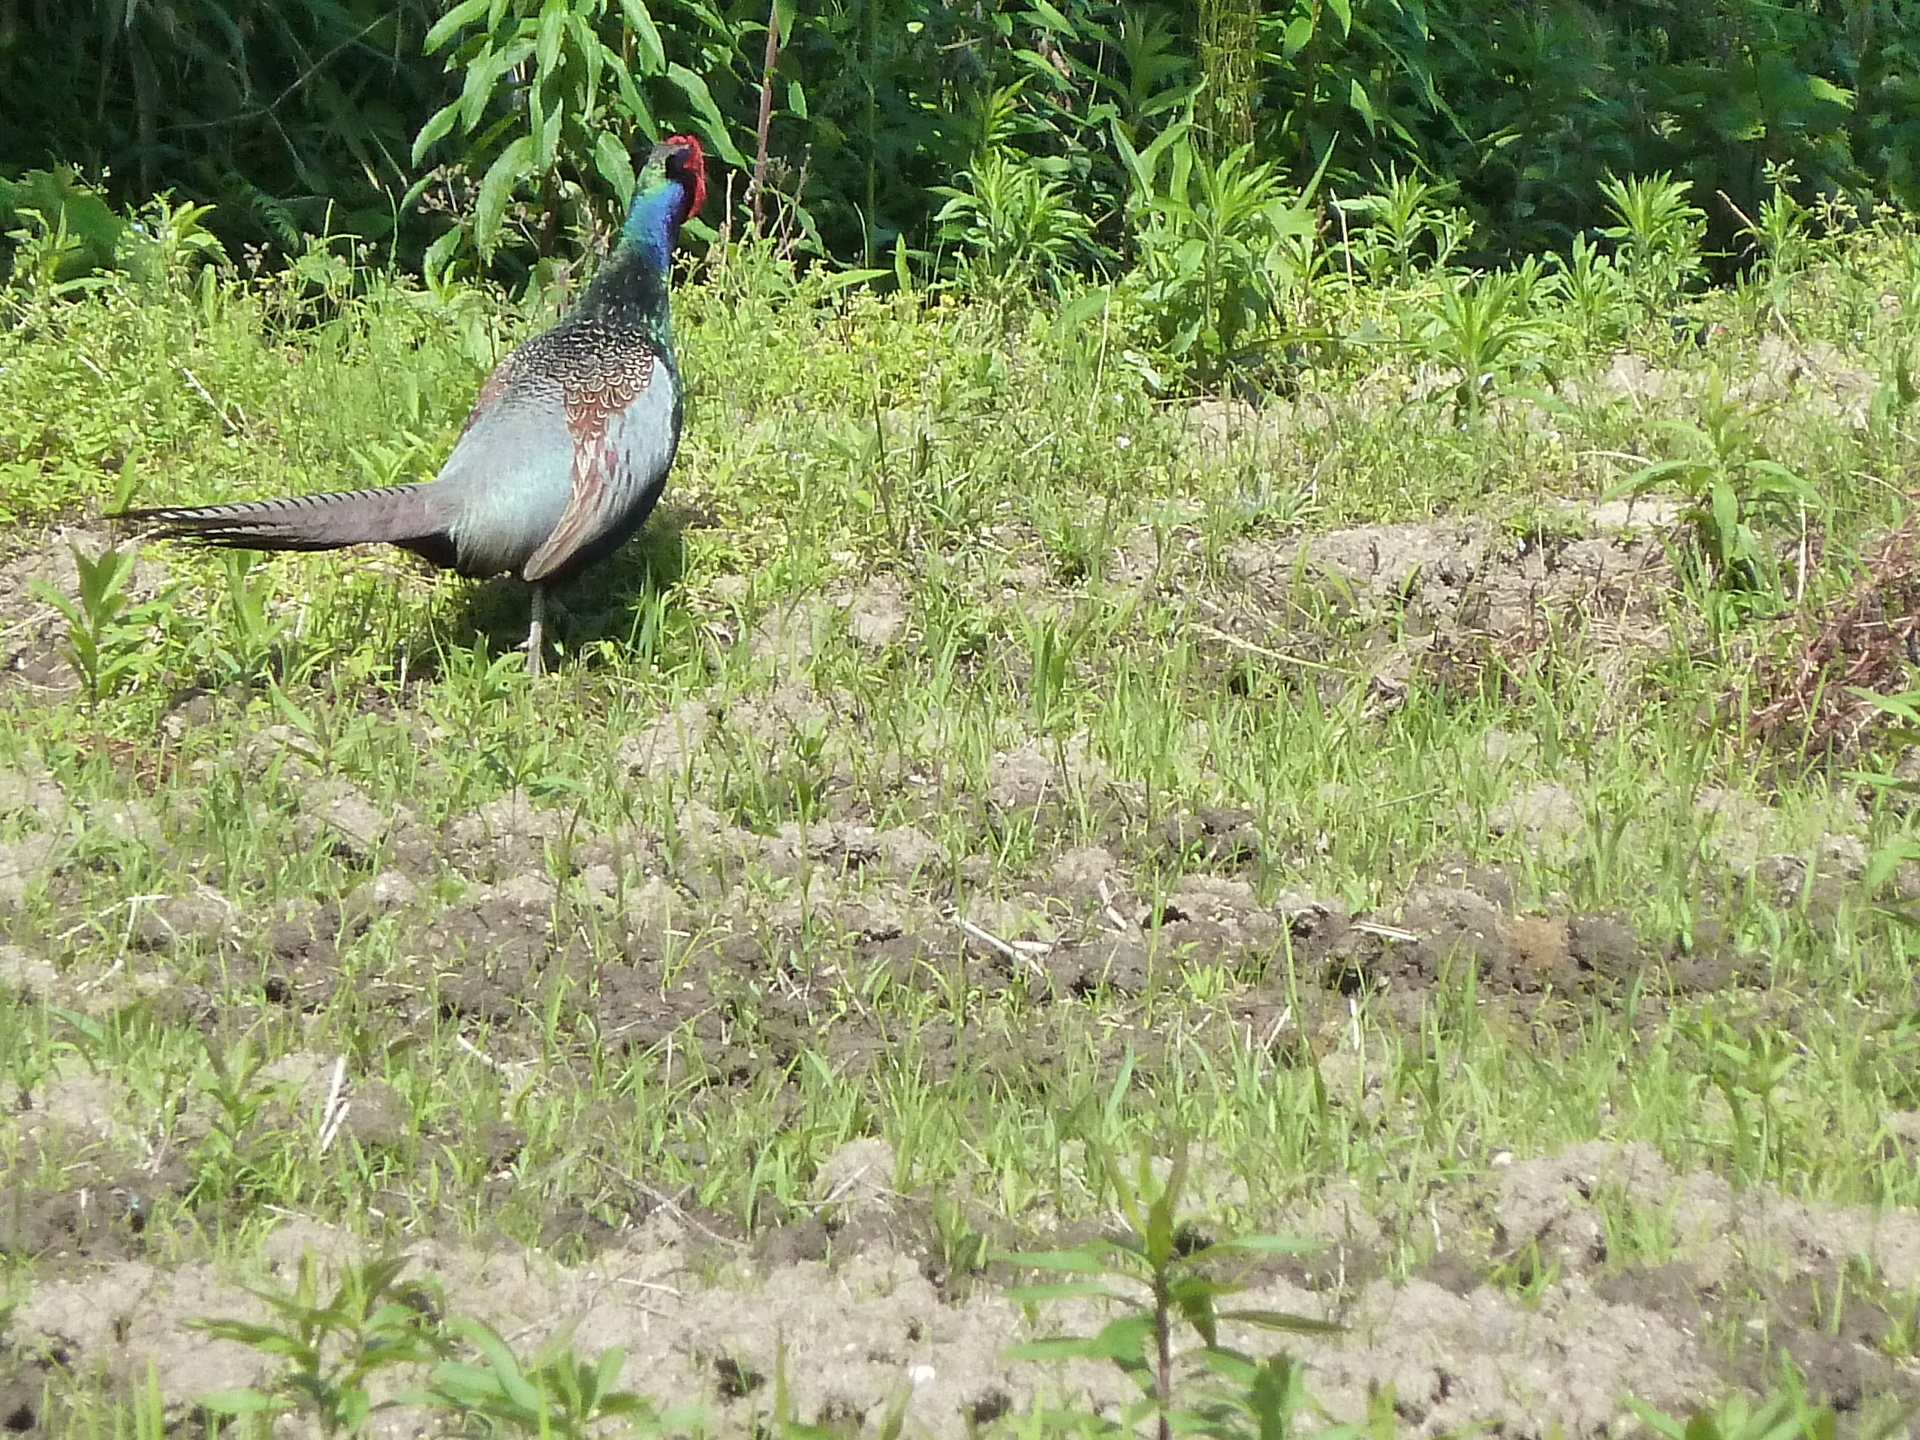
[114,135,708,676]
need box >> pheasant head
[622,134,707,267]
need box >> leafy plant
[1599,172,1707,321]
[1005,1139,1339,1440]
[185,1038,302,1206]
[1735,168,1826,321]
[1546,232,1633,350]
[1086,5,1199,147]
[124,191,229,289]
[1341,168,1468,284]
[1684,1012,1805,1187]
[0,166,126,287]
[1749,178,1818,284]
[0,3,442,259]
[1016,610,1081,734]
[426,1317,690,1439]
[194,1253,451,1436]
[1607,372,1824,608]
[934,147,1106,302]
[1421,267,1550,416]
[196,550,288,684]
[930,1192,994,1292]
[30,545,170,708]
[1117,121,1320,387]
[412,0,747,267]
[1626,1386,1848,1440]
[1857,689,1920,909]
[1257,0,1433,182]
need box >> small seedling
[193,1252,450,1436]
[132,1361,166,1440]
[1626,1388,1845,1440]
[426,1316,691,1439]
[1004,1138,1339,1440]
[186,1037,288,1206]
[1018,611,1080,734]
[930,1191,994,1292]
[211,549,285,682]
[1684,1012,1805,1187]
[31,544,168,707]
[760,1342,841,1440]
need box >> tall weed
[1117,122,1320,388]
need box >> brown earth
[4,506,1920,1435]
[6,1138,1920,1437]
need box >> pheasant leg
[526,583,548,677]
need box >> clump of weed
[193,1253,696,1439]
[1004,1137,1344,1440]
[1609,370,1825,622]
[193,1254,450,1436]
[1629,1377,1899,1440]
[424,1317,693,1440]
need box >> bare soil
[7,1138,1920,1438]
[5,513,1920,1434]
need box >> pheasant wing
[521,339,680,584]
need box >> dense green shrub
[2,0,1917,277]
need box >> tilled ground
[6,1136,1920,1437]
[4,491,1920,1436]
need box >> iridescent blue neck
[620,180,686,277]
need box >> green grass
[5,224,1920,1435]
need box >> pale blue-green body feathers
[432,378,683,582]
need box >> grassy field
[4,204,1920,1438]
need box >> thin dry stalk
[1748,510,1920,752]
[748,1,783,236]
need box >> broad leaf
[1188,1233,1317,1260]
[815,267,891,292]
[1001,1247,1112,1273]
[474,135,537,257]
[1004,1281,1131,1303]
[1604,457,1696,499]
[425,0,490,55]
[412,102,461,165]
[664,65,748,166]
[1005,1336,1105,1362]
[534,0,566,77]
[197,1389,290,1416]
[618,0,666,71]
[594,132,637,205]
[452,1319,545,1414]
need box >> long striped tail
[112,484,451,560]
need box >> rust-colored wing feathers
[563,349,656,437]
[521,346,662,582]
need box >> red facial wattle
[664,134,707,220]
